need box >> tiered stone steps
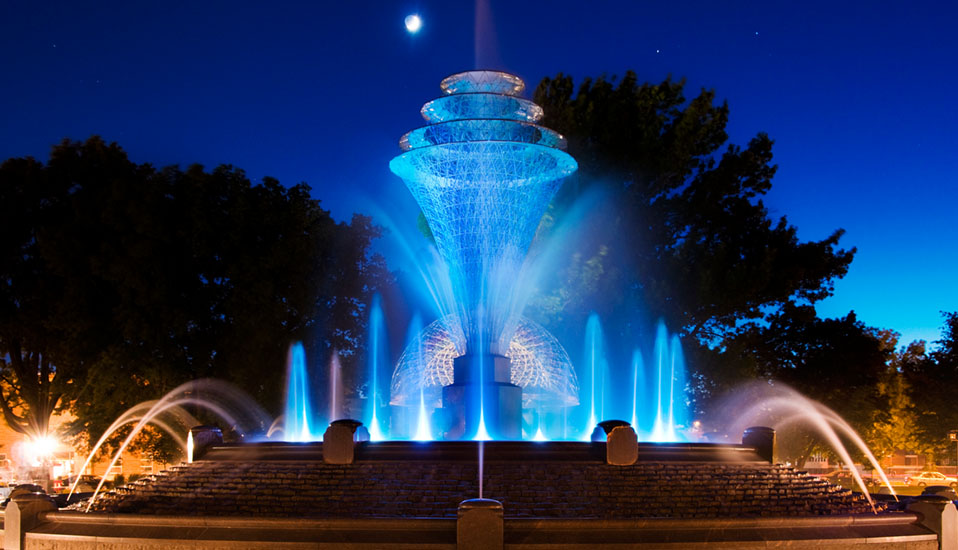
[90,444,878,518]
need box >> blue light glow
[389,70,578,440]
[366,295,387,441]
[390,71,577,358]
[414,387,433,441]
[283,342,323,441]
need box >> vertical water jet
[329,351,343,423]
[366,295,387,441]
[630,349,645,431]
[284,342,315,441]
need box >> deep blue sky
[2,1,956,347]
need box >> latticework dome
[390,316,578,409]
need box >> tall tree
[705,305,893,465]
[530,72,854,351]
[902,312,958,462]
[867,359,923,463]
[0,139,144,438]
[0,137,388,450]
[526,71,860,434]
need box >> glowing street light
[24,435,58,465]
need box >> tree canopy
[0,137,388,451]
[900,312,958,460]
[531,72,855,349]
[527,71,918,464]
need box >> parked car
[905,471,958,487]
[59,475,101,493]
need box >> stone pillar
[4,492,57,550]
[908,493,958,550]
[606,425,638,466]
[188,425,223,463]
[323,419,365,464]
[742,426,776,463]
[442,354,521,441]
[458,498,503,550]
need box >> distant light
[405,14,422,34]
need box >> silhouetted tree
[699,305,893,465]
[0,137,388,452]
[530,72,854,350]
[529,72,858,426]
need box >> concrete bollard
[742,426,776,463]
[188,425,223,463]
[606,425,638,466]
[4,492,57,550]
[908,494,958,550]
[458,498,503,550]
[323,419,365,464]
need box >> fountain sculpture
[389,70,578,439]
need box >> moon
[404,14,422,34]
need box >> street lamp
[949,430,958,474]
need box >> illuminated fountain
[48,70,925,550]
[278,72,689,443]
[389,70,578,439]
[581,315,690,443]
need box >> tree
[706,305,893,466]
[902,312,958,462]
[529,72,854,354]
[0,140,142,439]
[867,358,923,462]
[0,137,389,452]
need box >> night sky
[2,1,956,347]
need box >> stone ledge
[505,514,937,548]
[13,513,937,550]
[27,513,456,548]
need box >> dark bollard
[458,498,503,550]
[188,425,223,463]
[924,485,958,501]
[742,426,776,463]
[591,419,631,442]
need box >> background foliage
[0,137,388,456]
